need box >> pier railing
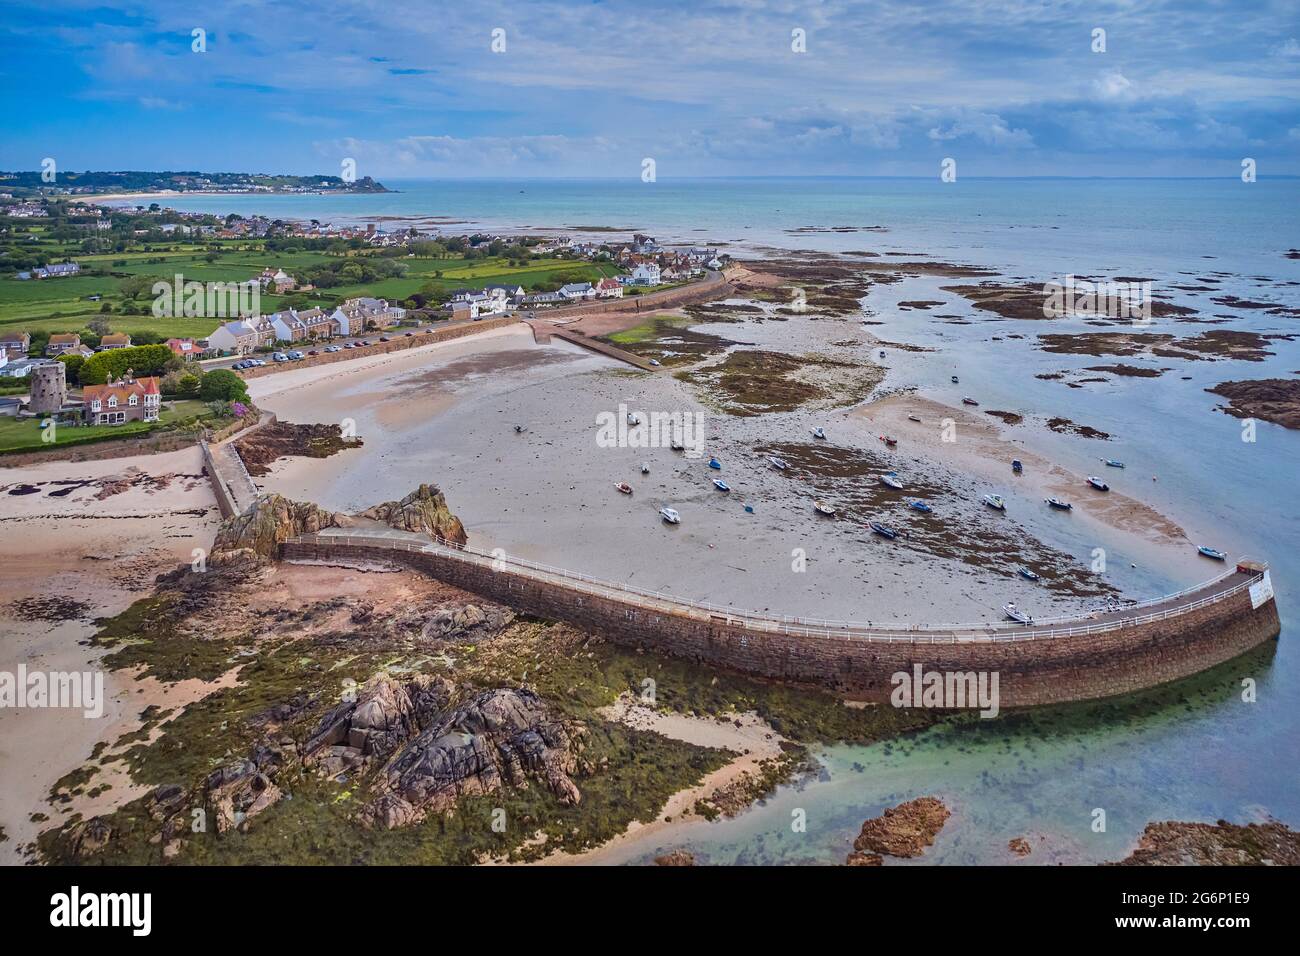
[288,530,1265,644]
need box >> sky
[1,0,1298,179]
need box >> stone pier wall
[279,540,1282,708]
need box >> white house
[559,282,595,300]
[594,277,624,299]
[630,263,661,286]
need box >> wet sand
[0,447,222,862]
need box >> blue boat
[713,478,730,492]
[743,503,754,513]
[1198,546,1228,561]
[869,522,898,539]
[708,457,721,469]
[1018,566,1040,581]
[1012,459,1023,473]
[908,499,932,513]
[1103,459,1125,468]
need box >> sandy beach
[0,446,222,862]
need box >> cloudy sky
[2,0,1298,178]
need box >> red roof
[83,376,160,404]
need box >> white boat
[1003,602,1033,625]
[640,462,650,474]
[982,494,1006,511]
[659,507,680,524]
[879,472,904,490]
[810,427,827,440]
[767,456,789,471]
[908,414,922,423]
[1087,476,1110,492]
[1198,546,1228,561]
[614,482,633,495]
[813,500,836,516]
[669,438,685,451]
[627,412,641,426]
[713,478,730,492]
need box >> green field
[0,399,217,454]
[0,242,620,341]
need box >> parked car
[404,331,414,337]
[272,352,289,363]
[325,345,343,353]
[379,336,391,342]
[287,350,305,360]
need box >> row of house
[206,297,406,353]
[16,262,81,280]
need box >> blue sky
[2,0,1298,178]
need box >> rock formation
[211,493,345,560]
[846,796,950,864]
[358,483,468,546]
[1112,819,1300,866]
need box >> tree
[78,344,173,385]
[198,368,249,403]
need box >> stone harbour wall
[280,540,1282,708]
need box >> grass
[0,398,216,454]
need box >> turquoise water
[155,178,1300,863]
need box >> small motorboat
[513,424,527,434]
[627,412,641,426]
[1012,459,1023,474]
[813,500,836,516]
[870,522,898,539]
[1087,476,1110,492]
[712,478,730,492]
[1003,602,1033,625]
[810,427,827,440]
[880,434,898,446]
[908,414,922,423]
[879,472,904,490]
[982,494,1006,511]
[962,397,979,406]
[908,499,932,513]
[640,462,650,474]
[1017,567,1040,581]
[708,456,722,470]
[743,503,754,514]
[1045,497,1073,510]
[767,456,789,471]
[1103,459,1125,468]
[951,375,959,384]
[1198,546,1228,561]
[659,507,680,524]
[670,438,685,451]
[879,350,886,358]
[614,482,633,495]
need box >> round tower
[30,361,68,415]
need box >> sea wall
[279,539,1282,708]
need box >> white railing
[285,531,1267,645]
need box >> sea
[145,178,1300,864]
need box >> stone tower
[30,362,68,415]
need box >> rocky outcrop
[235,421,362,477]
[1207,378,1300,431]
[202,756,284,834]
[846,796,950,864]
[303,674,453,774]
[66,817,114,858]
[419,602,515,642]
[211,493,346,560]
[358,687,584,829]
[1008,836,1031,857]
[359,484,468,546]
[1112,819,1300,866]
[654,850,696,866]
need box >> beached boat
[767,456,789,471]
[743,503,754,514]
[1012,459,1023,474]
[1018,567,1040,581]
[1003,602,1033,625]
[813,500,836,516]
[713,478,730,492]
[627,412,641,426]
[1045,497,1073,510]
[982,493,1006,510]
[1087,476,1110,492]
[640,462,649,474]
[908,414,922,423]
[1198,546,1228,561]
[962,397,979,406]
[880,434,898,446]
[879,472,904,490]
[659,507,680,524]
[708,456,722,470]
[513,424,527,434]
[669,438,685,451]
[614,482,633,495]
[951,375,959,384]
[1103,459,1125,468]
[879,350,886,358]
[908,499,932,513]
[810,427,827,440]
[870,522,898,539]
